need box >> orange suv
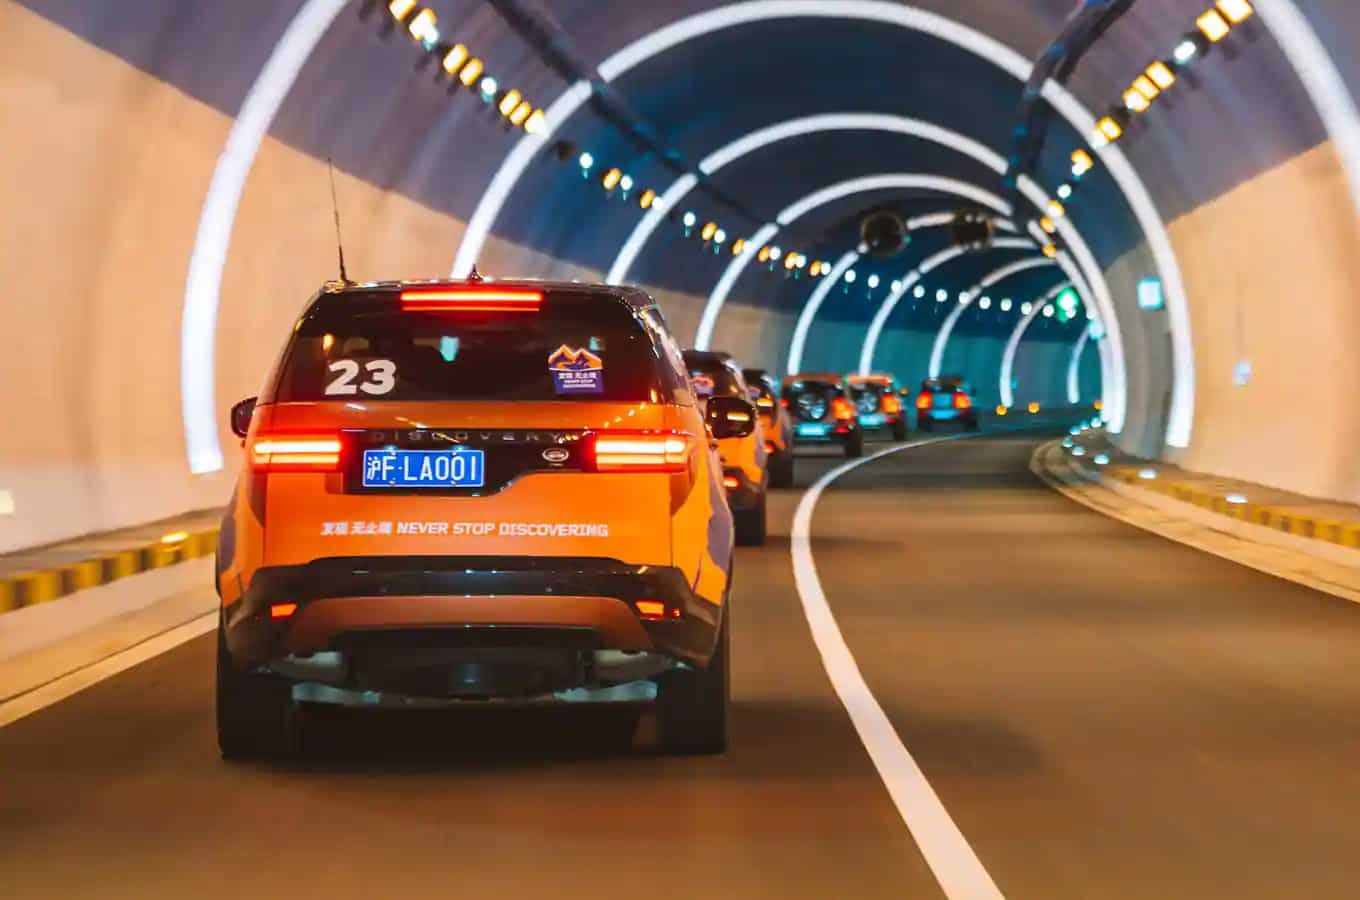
[682,351,767,546]
[215,280,748,757]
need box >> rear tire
[844,430,865,458]
[216,620,299,760]
[767,450,795,489]
[657,609,729,755]
[891,420,908,441]
[734,491,767,546]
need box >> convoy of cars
[214,273,984,760]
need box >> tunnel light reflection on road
[1140,469,1159,480]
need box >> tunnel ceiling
[22,0,1334,347]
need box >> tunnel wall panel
[1166,139,1360,504]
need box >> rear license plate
[362,448,485,488]
[798,423,829,437]
[859,413,885,427]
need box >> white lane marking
[0,612,216,729]
[790,436,1006,900]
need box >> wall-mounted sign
[1138,278,1164,310]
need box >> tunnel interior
[4,0,1360,552]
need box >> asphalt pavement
[4,431,1360,898]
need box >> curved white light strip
[771,174,1011,374]
[609,112,1006,286]
[999,281,1073,408]
[450,0,1182,446]
[787,252,859,375]
[1066,328,1092,406]
[778,174,1005,225]
[858,236,1034,375]
[928,258,1055,378]
[693,222,779,349]
[179,0,347,474]
[607,173,696,284]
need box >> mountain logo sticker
[548,345,604,394]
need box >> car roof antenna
[327,158,351,284]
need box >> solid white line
[0,612,216,728]
[790,436,1006,900]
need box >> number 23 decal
[326,359,396,396]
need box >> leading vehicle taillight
[953,393,972,410]
[915,393,932,410]
[883,395,902,415]
[832,397,855,420]
[250,434,343,471]
[589,431,692,473]
[399,288,543,313]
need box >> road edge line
[0,612,217,728]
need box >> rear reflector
[400,288,543,313]
[634,600,681,620]
[590,431,692,473]
[250,434,343,471]
[270,603,298,619]
[635,600,666,619]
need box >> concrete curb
[0,527,219,615]
[1102,465,1360,549]
[1032,440,1360,604]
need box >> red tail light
[953,393,972,410]
[250,433,343,471]
[589,431,692,472]
[270,603,299,619]
[779,398,789,408]
[722,475,740,490]
[832,397,855,420]
[915,393,932,410]
[400,288,543,313]
[756,397,775,411]
[883,395,902,415]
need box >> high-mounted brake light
[590,431,692,473]
[832,397,855,421]
[954,393,972,411]
[915,393,932,411]
[250,433,343,471]
[400,288,543,313]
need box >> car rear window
[270,291,677,404]
[683,358,744,400]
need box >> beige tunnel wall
[1120,139,1360,504]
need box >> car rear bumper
[722,467,764,510]
[223,555,722,674]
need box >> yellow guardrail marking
[0,527,219,616]
[1105,464,1360,553]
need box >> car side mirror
[706,396,757,440]
[230,397,258,440]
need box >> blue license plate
[859,413,885,427]
[362,448,485,488]
[798,423,829,437]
